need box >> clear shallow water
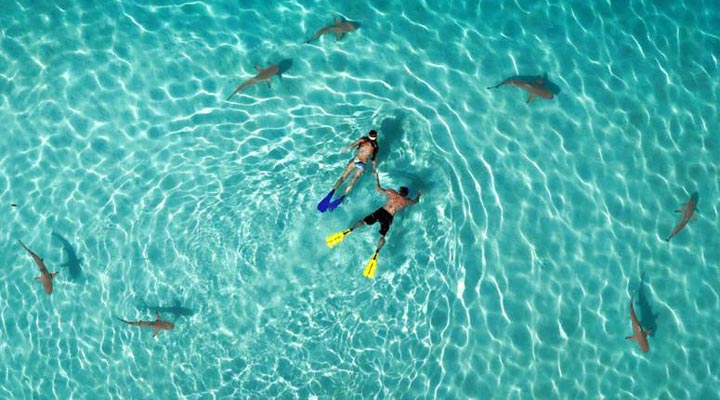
[1,0,719,399]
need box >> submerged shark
[626,299,652,353]
[306,17,359,43]
[487,74,554,104]
[52,232,82,280]
[18,240,58,295]
[118,312,174,337]
[666,192,698,241]
[226,64,281,100]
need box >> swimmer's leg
[375,235,386,253]
[350,219,367,231]
[332,161,355,191]
[343,169,364,195]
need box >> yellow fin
[362,252,379,279]
[326,229,351,248]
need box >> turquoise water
[1,0,719,398]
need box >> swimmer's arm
[345,138,363,150]
[408,190,422,205]
[374,173,390,195]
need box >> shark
[18,240,58,295]
[666,192,698,241]
[226,64,281,100]
[306,17,360,43]
[118,312,174,337]
[626,299,652,353]
[51,232,82,280]
[487,74,554,104]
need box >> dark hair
[368,130,377,137]
[399,186,409,197]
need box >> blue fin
[326,195,345,212]
[317,190,335,213]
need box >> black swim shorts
[363,207,394,236]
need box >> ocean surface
[1,0,719,399]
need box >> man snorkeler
[325,171,422,278]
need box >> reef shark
[626,299,652,353]
[306,17,359,43]
[666,192,698,241]
[226,64,281,100]
[18,240,58,295]
[118,312,174,337]
[487,74,554,104]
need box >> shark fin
[34,276,42,281]
[527,94,536,104]
[267,81,272,88]
[255,66,262,73]
[335,31,344,41]
[153,327,160,337]
[156,312,161,321]
[50,272,58,279]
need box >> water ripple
[0,0,719,399]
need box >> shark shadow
[139,299,196,319]
[378,112,406,162]
[378,112,434,193]
[277,58,293,76]
[634,271,658,337]
[51,232,83,281]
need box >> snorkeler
[317,129,379,212]
[325,171,421,278]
